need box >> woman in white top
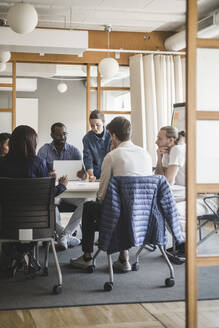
[155,126,219,258]
[155,126,185,186]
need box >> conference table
[56,180,100,199]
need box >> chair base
[0,237,62,294]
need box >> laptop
[53,160,83,181]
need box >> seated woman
[0,125,69,245]
[82,110,111,181]
[155,126,219,261]
[0,132,11,158]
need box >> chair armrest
[203,195,219,217]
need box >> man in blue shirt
[38,122,84,250]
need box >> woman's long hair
[9,125,37,159]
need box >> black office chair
[197,195,219,245]
[0,177,62,294]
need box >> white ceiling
[0,0,219,32]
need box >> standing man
[83,110,111,181]
[70,116,153,272]
[38,122,84,250]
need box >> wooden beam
[11,51,132,65]
[196,184,219,194]
[101,87,130,91]
[186,0,198,327]
[103,111,131,114]
[197,38,219,49]
[10,30,175,66]
[0,108,12,112]
[90,86,130,91]
[0,83,13,88]
[196,111,219,120]
[89,30,173,51]
[196,256,219,267]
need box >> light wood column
[12,61,16,130]
[97,70,101,110]
[186,0,198,327]
[86,64,90,131]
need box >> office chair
[87,175,183,291]
[197,195,219,245]
[0,177,62,294]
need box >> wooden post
[186,0,198,326]
[12,61,16,130]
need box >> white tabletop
[57,181,99,199]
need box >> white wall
[0,78,86,153]
[197,49,219,183]
[36,78,86,153]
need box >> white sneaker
[70,255,93,269]
[113,259,131,273]
[58,235,68,250]
[58,235,81,250]
[67,236,81,248]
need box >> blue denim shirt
[82,127,111,179]
[37,141,82,172]
[0,154,66,196]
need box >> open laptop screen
[53,160,83,181]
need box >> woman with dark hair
[82,110,111,181]
[0,132,11,157]
[0,125,67,190]
[0,125,68,275]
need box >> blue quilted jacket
[99,175,184,254]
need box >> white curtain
[130,54,185,165]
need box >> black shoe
[166,248,185,265]
[166,242,185,253]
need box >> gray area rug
[0,232,218,311]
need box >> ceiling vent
[165,9,219,51]
[0,27,88,55]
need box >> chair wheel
[87,265,95,273]
[42,267,48,276]
[132,262,140,271]
[165,278,175,287]
[53,284,62,294]
[104,282,113,291]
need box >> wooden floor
[0,300,219,328]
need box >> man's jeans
[81,201,101,253]
[55,198,87,237]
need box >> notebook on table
[53,160,83,181]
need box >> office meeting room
[0,1,219,327]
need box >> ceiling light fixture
[0,62,6,72]
[7,3,38,34]
[98,25,119,79]
[57,82,68,93]
[0,51,11,63]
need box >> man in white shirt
[70,116,152,272]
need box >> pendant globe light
[7,3,38,34]
[57,82,68,93]
[98,26,119,79]
[0,51,11,63]
[0,62,6,72]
